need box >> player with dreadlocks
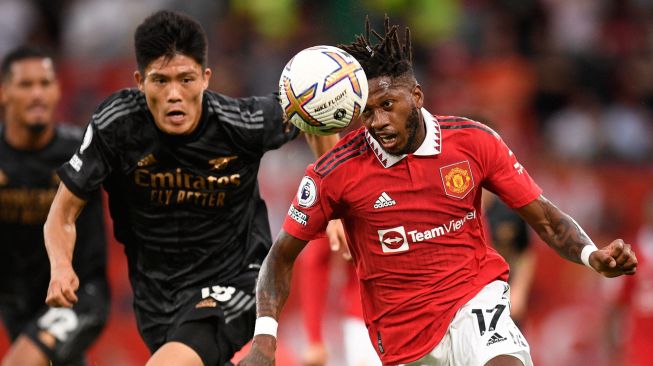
[239,16,637,366]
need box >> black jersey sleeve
[257,93,300,152]
[57,92,127,200]
[209,92,300,157]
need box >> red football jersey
[283,110,542,364]
[617,227,653,366]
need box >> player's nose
[166,82,183,103]
[370,110,390,130]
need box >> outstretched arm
[239,230,310,366]
[43,183,87,307]
[516,195,637,277]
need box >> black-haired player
[0,46,109,366]
[239,16,638,366]
[43,10,339,366]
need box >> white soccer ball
[279,45,368,136]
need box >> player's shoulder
[204,90,273,128]
[91,88,148,130]
[313,127,368,178]
[437,115,499,138]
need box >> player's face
[0,57,60,131]
[361,76,425,155]
[135,54,211,135]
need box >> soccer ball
[279,45,368,136]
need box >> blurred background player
[609,194,653,366]
[0,46,109,366]
[298,236,380,366]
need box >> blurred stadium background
[0,0,651,365]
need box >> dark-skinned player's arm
[516,195,637,278]
[237,230,309,366]
[43,183,87,308]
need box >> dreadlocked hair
[338,15,413,80]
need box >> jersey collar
[365,108,441,168]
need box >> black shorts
[0,277,109,365]
[137,282,257,366]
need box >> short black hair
[339,15,413,80]
[1,46,52,81]
[134,10,208,72]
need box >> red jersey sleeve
[482,133,542,208]
[282,164,336,240]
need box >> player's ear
[134,71,144,91]
[202,68,211,89]
[412,84,423,109]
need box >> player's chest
[344,154,483,221]
[123,142,255,208]
[0,150,62,224]
[0,150,63,189]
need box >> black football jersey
[0,124,106,304]
[58,89,299,315]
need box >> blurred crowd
[0,1,651,365]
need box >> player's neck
[3,119,55,151]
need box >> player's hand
[326,219,350,260]
[302,342,327,366]
[589,239,637,278]
[46,265,79,308]
[237,335,276,366]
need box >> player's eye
[182,77,194,83]
[362,109,373,119]
[382,100,393,108]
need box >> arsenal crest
[440,161,475,199]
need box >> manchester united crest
[440,161,475,199]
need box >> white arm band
[254,316,278,338]
[580,245,598,270]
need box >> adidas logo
[486,332,507,346]
[374,192,396,209]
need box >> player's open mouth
[166,110,186,123]
[377,134,398,148]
